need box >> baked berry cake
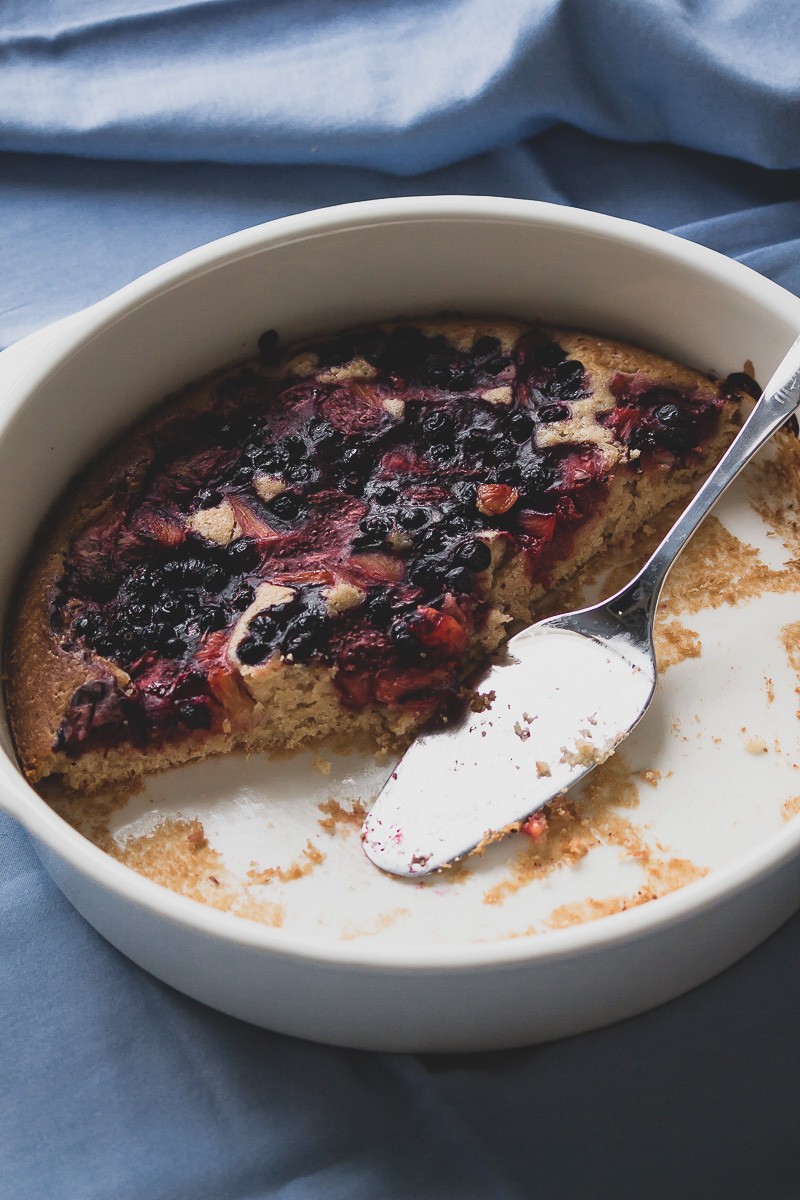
[6,319,745,792]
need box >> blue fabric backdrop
[2,3,800,1197]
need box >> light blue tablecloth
[2,4,799,1197]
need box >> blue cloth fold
[2,3,800,1197]
[1,0,799,171]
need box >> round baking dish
[2,197,800,1052]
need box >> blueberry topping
[237,635,271,665]
[538,403,570,423]
[372,483,398,506]
[444,566,474,593]
[227,538,261,571]
[397,507,428,531]
[197,488,224,509]
[454,539,492,571]
[178,701,212,729]
[507,411,534,442]
[268,493,303,521]
[422,411,455,440]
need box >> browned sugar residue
[247,839,325,884]
[339,907,411,940]
[317,796,368,834]
[781,796,800,821]
[654,619,702,672]
[765,676,775,704]
[749,430,800,555]
[482,752,707,912]
[547,853,708,929]
[482,754,636,906]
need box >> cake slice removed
[6,318,747,792]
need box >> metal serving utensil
[362,334,800,877]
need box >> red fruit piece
[521,811,548,841]
[407,606,468,661]
[477,483,519,515]
[321,382,388,435]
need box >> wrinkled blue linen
[1,0,800,172]
[2,2,800,1198]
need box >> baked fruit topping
[6,319,745,790]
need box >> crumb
[514,721,531,741]
[470,689,496,713]
[636,768,661,788]
[745,736,769,755]
[312,752,332,776]
[187,827,208,851]
[536,760,552,778]
[781,796,800,821]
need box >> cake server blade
[361,622,655,876]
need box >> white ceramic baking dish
[2,197,800,1052]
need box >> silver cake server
[362,333,800,877]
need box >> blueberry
[285,462,315,485]
[454,539,492,571]
[494,464,522,487]
[653,403,688,428]
[269,493,303,521]
[230,584,255,611]
[524,459,555,498]
[280,611,329,662]
[441,513,471,535]
[451,481,477,510]
[280,435,306,464]
[444,566,474,593]
[397,507,429,531]
[198,605,228,633]
[490,440,515,465]
[237,636,271,666]
[473,335,501,358]
[259,444,288,473]
[389,618,421,655]
[651,404,696,452]
[482,356,507,376]
[257,329,281,364]
[178,701,212,729]
[462,428,492,456]
[372,484,398,506]
[422,410,455,440]
[416,527,448,556]
[538,403,570,423]
[428,442,455,463]
[310,423,343,458]
[203,563,230,592]
[355,515,392,548]
[227,538,261,571]
[249,611,277,638]
[365,593,393,629]
[163,636,187,659]
[507,411,534,442]
[197,488,223,509]
[555,360,584,384]
[409,558,440,589]
[73,611,101,640]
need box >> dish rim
[2,193,800,973]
